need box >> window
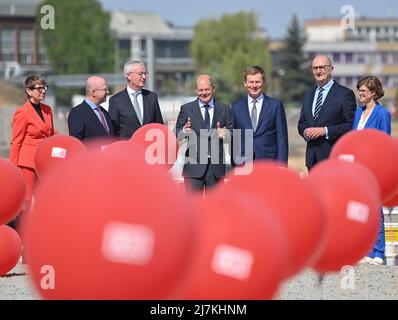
[345,76,353,86]
[333,52,341,63]
[356,53,365,64]
[155,40,190,58]
[37,33,50,64]
[380,53,388,64]
[393,53,398,64]
[0,28,15,61]
[19,29,34,64]
[345,52,353,63]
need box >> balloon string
[318,273,324,285]
[317,273,324,300]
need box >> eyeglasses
[94,87,110,94]
[311,65,331,72]
[130,72,148,77]
[33,85,48,92]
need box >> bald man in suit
[298,55,356,170]
[68,76,116,141]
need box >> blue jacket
[353,103,391,134]
[231,94,288,163]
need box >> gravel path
[1,263,397,300]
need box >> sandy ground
[1,262,397,300]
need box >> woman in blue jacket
[354,76,391,265]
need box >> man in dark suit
[68,76,116,141]
[298,55,356,170]
[231,65,288,165]
[109,60,164,139]
[175,75,233,192]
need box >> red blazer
[10,100,54,169]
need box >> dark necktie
[313,87,324,120]
[95,107,109,134]
[203,104,211,157]
[204,104,210,129]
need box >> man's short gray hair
[124,60,145,77]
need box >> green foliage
[37,0,115,75]
[190,11,271,103]
[278,15,313,104]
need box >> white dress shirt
[127,86,144,119]
[248,93,264,117]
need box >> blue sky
[99,0,398,38]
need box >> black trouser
[184,163,220,192]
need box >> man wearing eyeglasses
[68,76,116,141]
[109,60,164,139]
[297,55,356,170]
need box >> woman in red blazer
[10,75,54,209]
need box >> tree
[278,15,313,104]
[38,0,115,75]
[190,12,271,103]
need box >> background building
[110,11,194,95]
[0,0,50,79]
[304,18,398,106]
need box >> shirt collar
[319,79,334,91]
[198,98,215,108]
[85,98,99,110]
[248,93,264,104]
[127,86,141,96]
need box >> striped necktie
[313,87,324,120]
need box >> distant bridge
[46,73,126,88]
[4,73,127,88]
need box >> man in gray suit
[109,60,164,139]
[175,75,233,192]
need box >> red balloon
[330,129,398,204]
[85,137,120,153]
[219,161,327,278]
[34,135,87,180]
[383,138,398,207]
[130,123,178,170]
[0,225,23,276]
[103,140,143,154]
[23,146,194,299]
[0,158,25,224]
[384,191,398,208]
[307,159,380,272]
[172,192,288,299]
